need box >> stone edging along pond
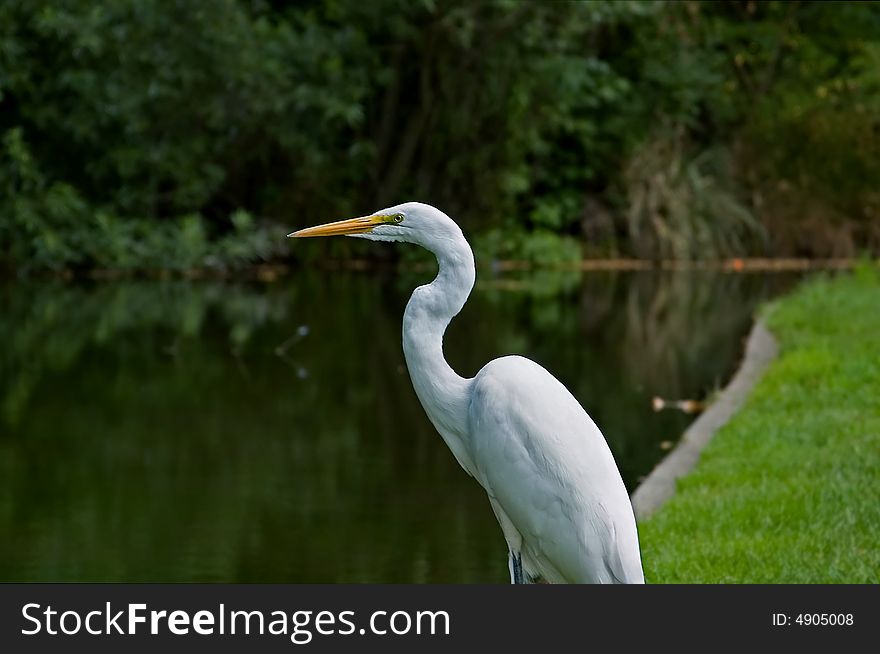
[630,320,779,521]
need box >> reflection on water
[0,269,800,582]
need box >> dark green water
[0,269,799,582]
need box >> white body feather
[469,356,643,583]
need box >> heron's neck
[402,236,475,441]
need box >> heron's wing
[467,356,643,584]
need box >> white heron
[290,202,644,584]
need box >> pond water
[0,269,801,582]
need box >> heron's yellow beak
[288,214,389,238]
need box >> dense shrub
[0,0,878,271]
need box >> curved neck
[402,235,475,442]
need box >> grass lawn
[639,265,880,583]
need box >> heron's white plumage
[468,356,643,583]
[293,201,644,583]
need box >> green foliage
[1,0,879,271]
[691,1,880,256]
[640,268,880,582]
[0,125,280,271]
[622,130,763,259]
[474,228,582,266]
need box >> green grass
[639,265,880,583]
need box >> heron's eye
[393,213,404,223]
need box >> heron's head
[288,202,463,252]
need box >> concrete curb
[630,320,779,520]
